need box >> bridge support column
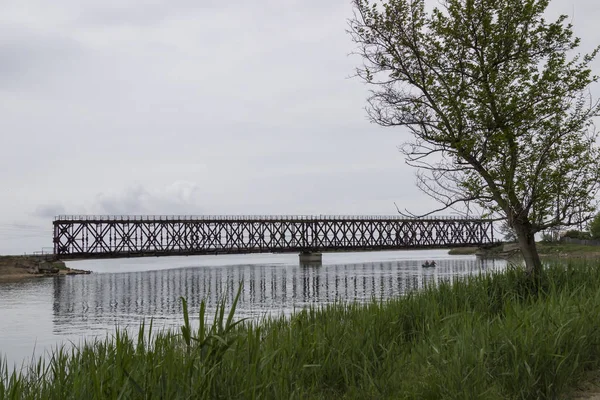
[299,252,322,265]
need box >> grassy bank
[4,260,600,399]
[537,242,600,257]
[448,241,600,257]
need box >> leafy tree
[589,213,600,239]
[349,0,600,278]
[499,220,517,242]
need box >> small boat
[422,260,436,268]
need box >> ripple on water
[0,251,506,368]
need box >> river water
[0,250,506,369]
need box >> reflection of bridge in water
[51,258,505,333]
[53,215,495,263]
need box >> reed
[2,259,600,399]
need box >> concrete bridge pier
[299,252,322,265]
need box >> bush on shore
[3,260,600,399]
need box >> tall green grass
[3,260,600,399]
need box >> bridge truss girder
[52,215,494,259]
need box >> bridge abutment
[299,252,322,265]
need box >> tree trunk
[514,222,543,279]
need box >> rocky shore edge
[0,255,91,281]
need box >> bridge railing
[54,214,489,222]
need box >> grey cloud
[2,0,599,255]
[32,204,66,219]
[1,222,47,231]
[92,182,205,215]
[77,0,230,27]
[0,222,51,254]
[78,4,181,27]
[94,185,149,215]
[0,26,83,89]
[75,0,339,28]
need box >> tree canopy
[589,213,600,240]
[349,0,600,276]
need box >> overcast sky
[1,0,598,254]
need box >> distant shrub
[589,213,600,239]
[562,230,591,240]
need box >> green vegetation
[561,230,592,240]
[537,242,600,256]
[350,0,600,277]
[4,261,600,398]
[448,242,600,257]
[447,247,479,255]
[448,244,509,257]
[51,261,67,270]
[589,213,600,239]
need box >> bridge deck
[52,215,494,259]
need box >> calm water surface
[0,250,506,369]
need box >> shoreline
[0,255,91,282]
[449,242,600,259]
[3,242,600,282]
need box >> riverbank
[3,259,600,399]
[449,241,600,258]
[0,256,90,281]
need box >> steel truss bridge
[52,215,494,260]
